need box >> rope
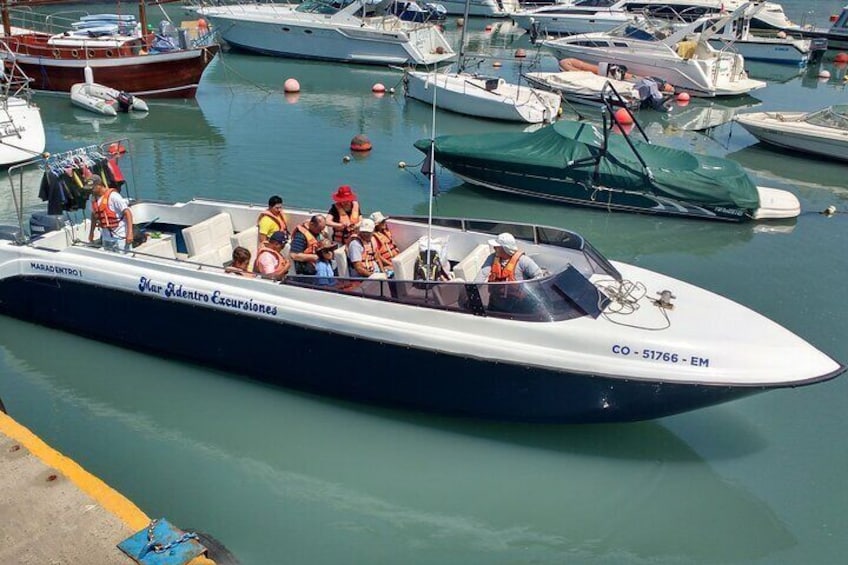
[594,278,672,331]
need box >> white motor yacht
[0,141,841,423]
[196,0,455,66]
[734,105,848,162]
[512,0,634,37]
[541,4,766,96]
[438,0,519,17]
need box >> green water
[1,2,847,564]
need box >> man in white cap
[475,232,542,283]
[347,218,392,277]
[86,175,133,252]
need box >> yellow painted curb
[0,411,216,564]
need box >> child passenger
[315,240,339,286]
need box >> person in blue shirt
[315,240,339,286]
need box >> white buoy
[84,65,94,85]
[818,69,831,79]
[398,161,407,169]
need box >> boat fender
[191,530,241,565]
[117,91,134,113]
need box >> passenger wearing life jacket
[86,175,133,252]
[253,231,291,281]
[225,246,256,277]
[257,195,289,247]
[370,211,400,265]
[475,232,543,311]
[289,215,327,275]
[347,219,390,277]
[326,185,361,244]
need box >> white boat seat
[134,236,176,260]
[453,243,491,282]
[189,248,225,267]
[390,243,421,298]
[182,212,234,266]
[229,225,259,262]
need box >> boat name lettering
[714,207,745,217]
[137,277,277,315]
[210,291,278,316]
[30,262,82,277]
[611,345,709,367]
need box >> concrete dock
[0,411,214,565]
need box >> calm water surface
[1,2,847,564]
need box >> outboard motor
[29,213,66,236]
[116,91,134,113]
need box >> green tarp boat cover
[424,121,760,210]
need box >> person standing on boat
[257,195,289,247]
[347,219,391,278]
[253,231,291,281]
[87,176,133,252]
[290,215,328,275]
[326,185,361,245]
[370,211,400,265]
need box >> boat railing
[0,40,35,103]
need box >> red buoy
[485,24,493,31]
[372,83,386,93]
[613,108,633,126]
[835,52,848,63]
[515,48,527,58]
[284,78,300,93]
[676,91,690,102]
[350,134,372,152]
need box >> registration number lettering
[612,345,710,367]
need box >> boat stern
[752,186,801,220]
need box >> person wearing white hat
[347,218,392,277]
[369,211,400,264]
[475,232,542,283]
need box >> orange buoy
[612,123,634,136]
[835,52,848,63]
[350,134,372,152]
[676,91,690,102]
[830,14,839,22]
[492,61,502,68]
[284,78,300,93]
[372,83,386,93]
[515,48,527,58]
[197,18,208,31]
[108,142,126,155]
[613,108,633,126]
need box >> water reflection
[0,315,793,563]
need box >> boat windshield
[287,265,611,323]
[805,105,848,130]
[607,18,672,41]
[295,0,347,15]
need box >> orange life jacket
[488,252,524,283]
[257,209,288,234]
[333,201,360,244]
[348,235,378,274]
[92,189,121,230]
[373,229,399,262]
[253,246,284,275]
[295,222,320,255]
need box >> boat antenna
[457,0,471,73]
[425,64,438,282]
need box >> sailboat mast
[457,0,472,72]
[1,1,11,37]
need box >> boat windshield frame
[606,17,673,41]
[295,0,347,15]
[804,105,848,130]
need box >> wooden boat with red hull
[0,1,219,98]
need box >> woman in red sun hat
[326,185,362,245]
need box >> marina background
[1,1,847,563]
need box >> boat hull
[708,38,809,66]
[0,99,45,166]
[405,71,560,123]
[512,13,630,35]
[3,43,219,98]
[735,113,848,162]
[0,274,768,423]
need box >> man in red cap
[326,185,361,245]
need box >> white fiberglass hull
[198,5,455,66]
[523,70,641,109]
[0,197,840,422]
[437,0,518,17]
[0,98,45,166]
[405,70,561,123]
[708,37,810,66]
[735,112,848,162]
[512,12,632,36]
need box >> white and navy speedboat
[0,144,842,423]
